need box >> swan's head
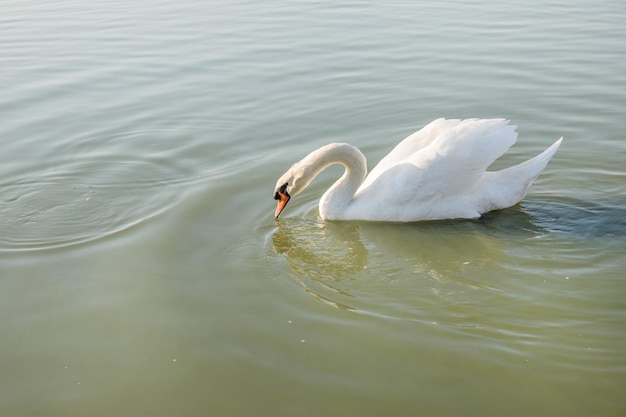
[273,161,314,218]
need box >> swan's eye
[279,183,289,194]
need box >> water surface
[1,1,625,416]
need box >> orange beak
[274,192,290,218]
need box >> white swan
[273,118,562,222]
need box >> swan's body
[273,118,562,222]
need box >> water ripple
[0,129,204,252]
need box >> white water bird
[273,118,562,222]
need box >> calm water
[1,1,625,416]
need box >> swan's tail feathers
[507,137,562,178]
[473,137,563,212]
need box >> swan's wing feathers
[432,119,517,173]
[361,118,462,189]
[346,119,560,222]
[404,119,518,197]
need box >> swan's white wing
[357,119,518,205]
[359,118,463,190]
[405,119,518,200]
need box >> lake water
[1,1,625,416]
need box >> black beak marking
[275,182,289,200]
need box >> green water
[1,1,625,416]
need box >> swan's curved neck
[299,143,367,220]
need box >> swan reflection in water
[269,209,537,316]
